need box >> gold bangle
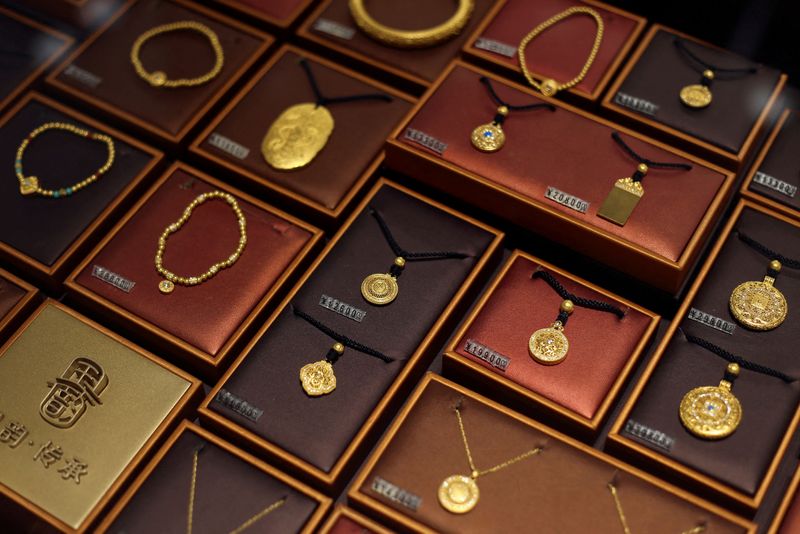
[130,20,224,88]
[348,0,474,48]
[518,7,604,97]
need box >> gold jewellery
[155,191,247,295]
[518,7,604,97]
[348,0,474,48]
[674,38,757,109]
[438,405,542,514]
[607,479,706,534]
[131,21,224,88]
[15,122,114,198]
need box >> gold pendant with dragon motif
[261,103,334,170]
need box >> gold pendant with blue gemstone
[470,106,508,153]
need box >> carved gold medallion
[19,176,39,195]
[528,321,569,365]
[361,273,399,305]
[729,277,787,331]
[438,475,480,514]
[299,360,336,396]
[679,84,712,108]
[261,103,334,170]
[470,122,505,152]
[679,372,742,440]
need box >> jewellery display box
[442,250,659,439]
[0,300,201,533]
[64,162,321,381]
[386,61,735,294]
[46,0,273,146]
[318,505,394,534]
[607,200,800,513]
[190,45,415,227]
[212,0,319,30]
[96,421,332,533]
[0,7,72,113]
[9,0,125,31]
[461,0,645,106]
[0,92,162,292]
[297,0,496,93]
[0,268,39,344]
[199,179,503,491]
[601,25,785,170]
[740,109,800,222]
[348,373,754,533]
[768,465,800,533]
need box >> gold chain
[455,407,541,478]
[518,7,604,97]
[607,482,707,534]
[130,20,224,88]
[15,122,115,199]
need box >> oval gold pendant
[679,385,742,439]
[528,323,569,365]
[729,280,787,330]
[438,475,479,514]
[158,280,174,294]
[299,360,336,396]
[261,103,334,170]
[679,84,712,108]
[470,123,505,152]
[361,273,399,305]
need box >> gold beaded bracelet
[155,191,247,295]
[130,20,224,88]
[15,122,115,199]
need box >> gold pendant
[470,122,505,152]
[438,474,480,514]
[679,370,742,439]
[729,276,787,331]
[261,103,334,170]
[540,78,559,97]
[148,71,167,87]
[528,321,569,365]
[299,360,336,396]
[361,273,399,305]
[158,280,175,294]
[679,84,712,108]
[597,177,644,226]
[19,176,39,195]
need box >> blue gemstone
[66,187,72,195]
[483,131,493,138]
[53,191,60,198]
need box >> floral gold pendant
[299,360,336,396]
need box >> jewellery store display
[261,59,392,170]
[729,231,797,331]
[527,270,625,365]
[470,76,555,152]
[293,307,393,396]
[517,7,604,97]
[155,191,247,295]
[678,333,794,440]
[598,132,693,226]
[607,480,706,534]
[439,403,542,514]
[15,122,115,198]
[361,208,469,306]
[130,20,224,88]
[673,38,757,109]
[348,0,475,48]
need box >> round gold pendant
[679,84,712,108]
[261,103,334,170]
[361,273,399,306]
[528,323,569,365]
[729,280,787,331]
[679,385,742,439]
[470,123,505,152]
[158,280,174,294]
[299,360,336,396]
[438,475,479,514]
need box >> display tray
[96,421,331,533]
[318,505,394,534]
[199,179,503,491]
[608,200,800,513]
[213,0,318,29]
[601,25,785,170]
[768,465,800,533]
[0,268,39,345]
[9,0,125,30]
[64,162,321,381]
[348,373,754,533]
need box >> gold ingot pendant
[470,122,505,152]
[679,380,742,439]
[261,103,334,170]
[299,360,336,396]
[438,474,480,514]
[729,276,787,331]
[680,84,712,108]
[598,177,644,226]
[528,321,569,365]
[361,273,399,305]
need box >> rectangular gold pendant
[597,177,644,226]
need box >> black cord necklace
[673,38,757,109]
[528,269,626,365]
[360,207,470,306]
[728,230,799,331]
[470,76,555,153]
[293,306,393,396]
[597,132,693,226]
[678,332,793,440]
[261,59,393,171]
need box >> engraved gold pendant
[679,363,742,439]
[598,165,647,226]
[158,280,175,294]
[529,321,569,365]
[438,474,480,514]
[361,257,405,306]
[680,69,714,109]
[19,176,39,195]
[261,103,334,170]
[470,105,508,152]
[729,260,787,331]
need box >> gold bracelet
[518,7,604,97]
[348,0,474,48]
[130,21,224,88]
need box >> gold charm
[729,262,787,331]
[540,78,559,97]
[361,273,399,305]
[680,84,712,108]
[19,176,39,195]
[148,71,167,87]
[470,123,505,152]
[679,363,742,439]
[597,166,646,226]
[438,474,480,514]
[299,360,336,396]
[529,321,569,365]
[158,280,175,294]
[261,103,334,170]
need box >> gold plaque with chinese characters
[260,103,334,170]
[0,303,191,529]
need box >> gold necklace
[15,122,115,198]
[186,447,286,534]
[518,7,604,97]
[438,406,542,514]
[155,191,247,295]
[607,481,706,534]
[130,21,224,88]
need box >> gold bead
[727,363,740,376]
[770,260,782,272]
[497,105,509,116]
[637,163,648,175]
[394,257,406,267]
[332,342,345,354]
[560,299,574,314]
[703,69,714,80]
